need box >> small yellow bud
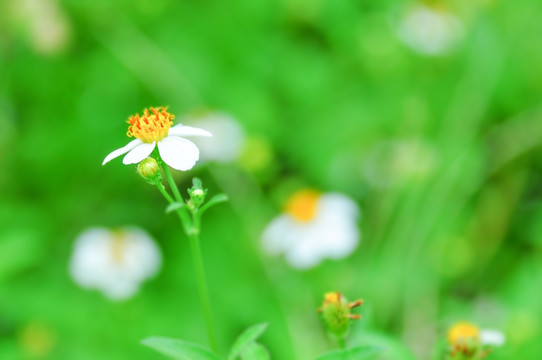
[137,157,161,185]
[319,292,363,338]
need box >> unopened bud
[188,178,207,209]
[447,322,483,358]
[137,158,161,185]
[318,292,363,338]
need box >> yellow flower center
[111,231,128,264]
[323,292,342,306]
[284,190,320,222]
[447,322,480,345]
[127,106,174,143]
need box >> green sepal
[141,337,220,360]
[227,323,268,360]
[316,345,383,360]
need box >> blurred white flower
[102,107,212,171]
[181,111,245,163]
[480,329,506,346]
[262,190,360,269]
[69,227,161,301]
[10,0,71,55]
[396,4,463,56]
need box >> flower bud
[318,292,363,338]
[187,178,207,210]
[137,158,161,185]
[447,322,485,359]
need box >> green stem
[160,164,192,232]
[188,226,219,353]
[156,167,219,353]
[337,336,345,350]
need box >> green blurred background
[1,0,542,359]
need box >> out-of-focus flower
[447,322,505,358]
[9,0,71,55]
[102,107,212,171]
[318,292,363,338]
[262,190,360,269]
[69,227,161,301]
[395,4,463,56]
[181,111,245,163]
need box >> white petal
[262,215,294,255]
[168,124,212,137]
[157,136,200,171]
[285,239,323,269]
[102,139,142,165]
[481,330,505,346]
[122,142,156,165]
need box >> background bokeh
[1,0,542,359]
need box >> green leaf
[165,202,184,214]
[227,323,268,360]
[240,342,271,360]
[199,194,229,214]
[316,345,383,360]
[141,337,220,360]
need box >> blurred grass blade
[141,337,220,360]
[316,345,383,360]
[227,323,268,360]
[240,342,271,360]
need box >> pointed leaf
[141,337,220,360]
[166,202,185,214]
[199,194,228,214]
[316,345,383,360]
[240,342,271,360]
[227,323,268,360]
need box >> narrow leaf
[199,194,228,214]
[240,342,271,360]
[166,202,184,214]
[141,337,220,360]
[227,323,268,360]
[316,345,383,360]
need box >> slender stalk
[156,167,219,353]
[160,164,192,232]
[337,337,345,350]
[188,227,219,353]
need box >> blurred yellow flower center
[447,322,480,344]
[285,190,320,222]
[323,292,342,305]
[111,232,127,264]
[127,106,174,143]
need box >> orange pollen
[284,189,320,222]
[126,106,174,143]
[447,322,480,345]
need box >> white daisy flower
[396,4,463,56]
[69,227,161,301]
[102,107,212,171]
[262,190,360,269]
[181,111,245,163]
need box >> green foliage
[316,345,382,360]
[228,323,268,360]
[141,337,220,360]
